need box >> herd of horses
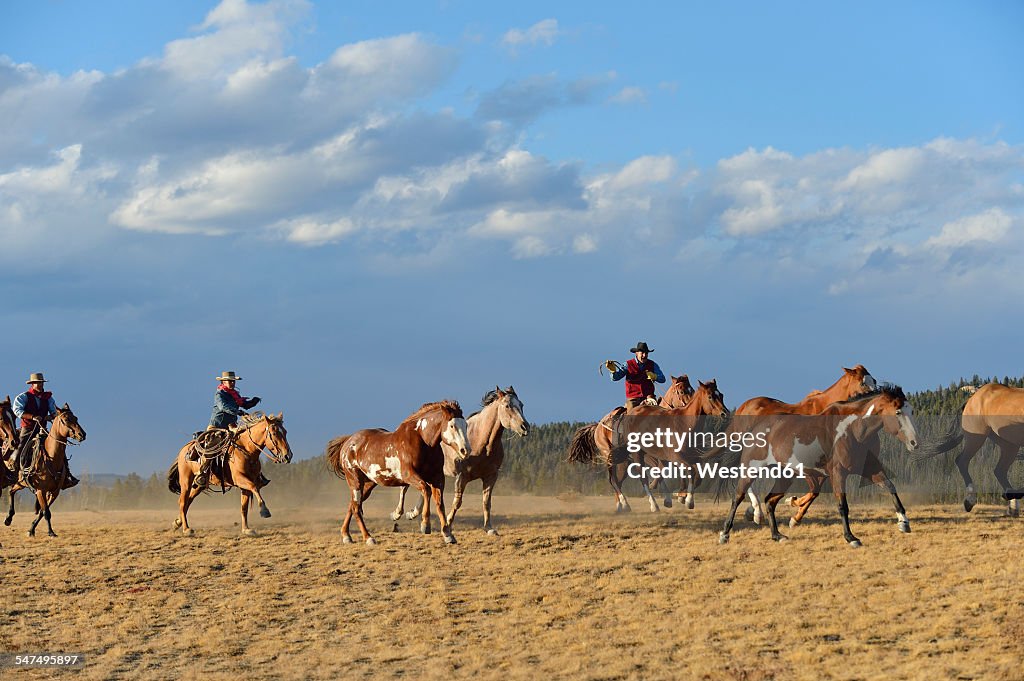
[1,367,1023,548]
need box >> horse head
[486,386,530,437]
[844,364,878,395]
[54,403,86,443]
[873,386,918,452]
[662,375,695,408]
[0,396,19,450]
[262,412,293,463]
[439,402,470,459]
[695,380,730,417]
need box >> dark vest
[624,359,656,400]
[21,391,52,429]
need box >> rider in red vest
[12,372,79,488]
[605,341,666,411]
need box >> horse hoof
[898,521,911,533]
[366,537,376,546]
[964,499,975,513]
[686,497,695,510]
[787,495,799,508]
[26,530,34,538]
[342,535,353,544]
[848,539,862,548]
[242,529,257,537]
[392,523,400,533]
[3,517,11,527]
[259,507,271,519]
[789,517,799,528]
[183,528,194,537]
[173,518,182,529]
[663,498,673,508]
[48,531,57,538]
[718,532,730,545]
[420,525,431,535]
[405,511,419,520]
[744,507,755,522]
[1007,507,1020,518]
[444,533,457,545]
[486,528,498,536]
[390,511,402,522]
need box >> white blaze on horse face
[897,402,919,451]
[443,418,470,459]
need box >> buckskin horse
[715,385,919,547]
[733,365,878,523]
[915,382,1024,516]
[326,400,469,545]
[568,379,729,513]
[5,404,86,538]
[167,412,293,536]
[392,386,530,535]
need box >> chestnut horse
[393,387,530,535]
[326,401,469,545]
[734,365,877,523]
[916,383,1024,516]
[716,386,919,547]
[568,379,729,512]
[167,412,293,536]
[0,396,19,488]
[5,404,86,537]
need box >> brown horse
[326,401,469,545]
[568,379,729,512]
[660,375,695,409]
[0,396,19,487]
[716,386,919,547]
[5,404,86,537]
[167,413,293,536]
[733,365,877,523]
[393,386,529,535]
[917,383,1024,515]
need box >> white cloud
[608,86,647,105]
[502,19,560,50]
[925,208,1013,249]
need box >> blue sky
[1,1,1022,475]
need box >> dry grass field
[1,492,1023,681]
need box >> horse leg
[832,469,861,547]
[481,473,497,536]
[445,473,467,528]
[391,484,409,523]
[353,481,377,545]
[955,432,986,512]
[650,475,673,508]
[177,481,204,536]
[637,455,660,513]
[431,483,456,545]
[764,478,796,542]
[5,485,19,526]
[745,485,763,524]
[239,489,256,536]
[608,462,631,513]
[788,471,825,528]
[720,477,754,544]
[417,481,432,534]
[989,434,1022,517]
[28,489,49,537]
[860,453,910,533]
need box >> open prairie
[1,494,1022,681]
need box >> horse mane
[401,400,463,425]
[836,384,906,405]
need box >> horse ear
[63,402,70,409]
[495,385,504,396]
[843,366,853,373]
[506,385,514,394]
[277,411,283,420]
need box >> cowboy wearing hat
[195,371,264,490]
[11,372,79,488]
[605,342,665,411]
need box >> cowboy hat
[26,372,47,384]
[215,371,242,382]
[629,341,652,353]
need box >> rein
[237,413,287,464]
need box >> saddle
[188,429,235,490]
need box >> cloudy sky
[1,1,1022,474]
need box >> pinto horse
[5,404,86,537]
[167,413,293,536]
[326,401,469,545]
[916,383,1024,516]
[732,365,878,523]
[568,379,729,512]
[393,387,529,535]
[716,386,919,547]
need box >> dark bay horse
[734,365,877,523]
[0,396,19,488]
[5,404,86,537]
[393,387,529,535]
[916,383,1024,515]
[716,386,919,547]
[568,380,729,512]
[167,413,293,536]
[326,401,469,545]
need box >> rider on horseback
[605,341,665,412]
[11,373,80,488]
[193,371,263,490]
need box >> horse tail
[707,443,744,502]
[326,435,351,478]
[913,417,963,462]
[167,461,181,494]
[567,424,600,464]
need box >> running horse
[716,386,919,547]
[5,404,86,537]
[734,365,877,523]
[326,400,469,545]
[167,412,293,536]
[568,379,729,512]
[392,387,530,535]
[0,396,20,487]
[915,383,1024,516]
